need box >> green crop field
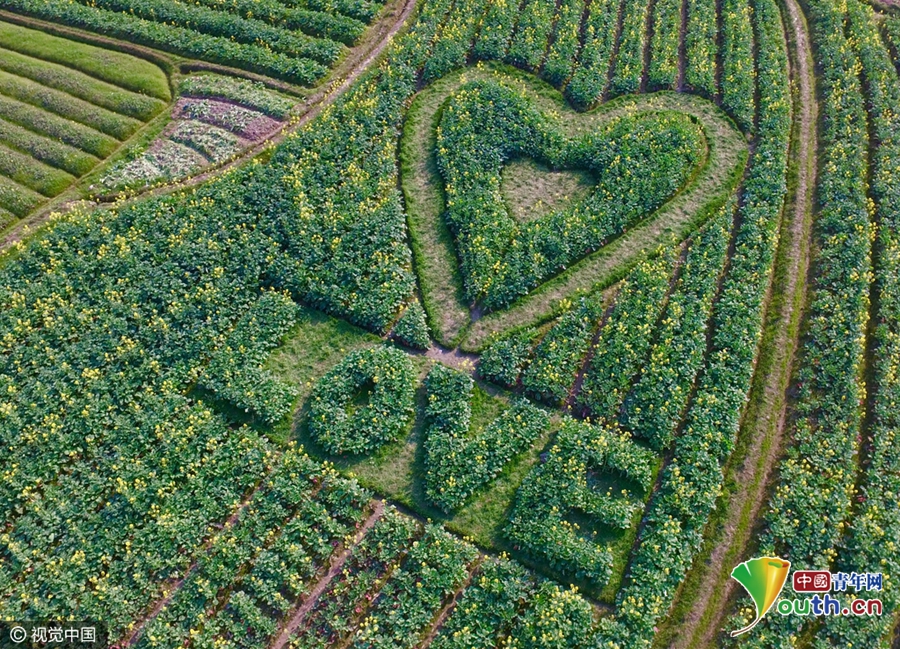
[0,20,167,225]
[1,0,899,647]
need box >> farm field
[1,0,899,647]
[0,20,168,226]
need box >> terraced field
[1,0,389,85]
[2,0,900,647]
[0,20,168,226]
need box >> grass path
[400,63,748,351]
[662,0,816,643]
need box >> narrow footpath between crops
[269,500,387,649]
[667,0,817,644]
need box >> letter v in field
[729,556,792,636]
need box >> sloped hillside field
[0,20,168,225]
[1,0,899,647]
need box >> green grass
[0,143,73,196]
[0,46,166,121]
[501,158,595,223]
[0,69,141,140]
[0,94,119,158]
[0,117,99,177]
[0,173,43,217]
[264,306,383,401]
[263,306,554,554]
[0,20,170,101]
[0,204,14,229]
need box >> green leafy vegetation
[423,364,548,512]
[437,79,703,310]
[308,346,417,455]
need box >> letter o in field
[777,599,794,615]
[308,346,416,455]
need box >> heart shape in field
[436,80,706,311]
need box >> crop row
[288,508,420,649]
[478,325,541,389]
[135,449,371,648]
[0,143,73,197]
[0,172,41,216]
[471,0,519,60]
[78,0,346,61]
[565,0,619,107]
[720,0,756,131]
[436,79,703,309]
[422,0,488,83]
[520,297,604,405]
[648,0,682,90]
[350,525,478,649]
[620,204,732,450]
[177,0,368,44]
[199,291,299,425]
[505,0,558,71]
[0,69,141,141]
[492,245,693,414]
[816,3,900,645]
[610,0,649,96]
[0,115,95,178]
[0,399,274,633]
[434,557,595,649]
[738,0,872,643]
[576,253,675,420]
[179,74,295,119]
[307,346,416,455]
[597,0,791,642]
[0,45,164,122]
[685,0,717,96]
[543,0,588,87]
[423,364,549,512]
[0,92,118,158]
[506,418,656,590]
[2,0,328,85]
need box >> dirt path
[424,344,480,373]
[416,556,483,649]
[119,468,286,648]
[0,0,418,255]
[668,0,816,644]
[268,501,386,649]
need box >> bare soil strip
[416,556,484,649]
[269,501,386,649]
[667,0,816,643]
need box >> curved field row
[401,64,747,349]
[0,0,380,86]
